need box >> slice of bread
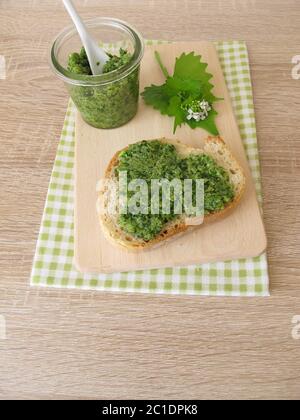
[96,136,246,251]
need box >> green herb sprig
[141,51,222,135]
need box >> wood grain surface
[75,42,266,273]
[0,0,299,400]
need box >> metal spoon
[62,0,109,75]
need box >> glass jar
[50,17,144,129]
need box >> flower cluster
[182,100,212,122]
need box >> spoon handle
[63,0,88,41]
[62,0,108,74]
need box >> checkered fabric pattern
[30,41,269,296]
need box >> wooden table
[0,0,299,400]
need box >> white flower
[186,109,193,120]
[187,109,207,122]
[186,100,211,122]
[187,109,198,120]
[199,100,211,112]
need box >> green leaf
[141,51,223,135]
[165,76,201,96]
[167,96,185,133]
[174,52,212,83]
[186,108,219,135]
[141,84,170,115]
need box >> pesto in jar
[67,48,139,129]
[116,140,235,241]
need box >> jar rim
[50,17,144,86]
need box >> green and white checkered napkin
[31,41,269,296]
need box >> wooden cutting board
[74,42,267,274]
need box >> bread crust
[97,137,246,251]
